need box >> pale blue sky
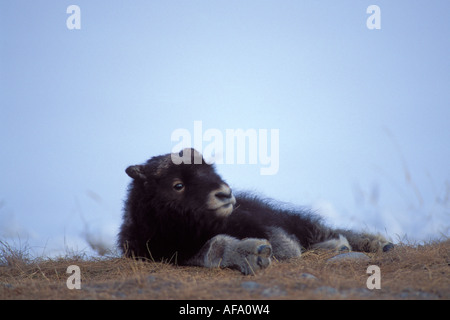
[1,1,449,256]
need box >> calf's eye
[173,182,185,191]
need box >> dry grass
[1,239,449,300]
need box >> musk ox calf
[118,148,393,274]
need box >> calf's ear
[125,165,147,181]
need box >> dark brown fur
[118,149,393,265]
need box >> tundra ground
[1,239,448,300]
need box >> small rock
[300,273,317,280]
[383,243,395,252]
[261,286,286,297]
[343,287,373,297]
[314,286,339,295]
[115,291,127,298]
[327,252,370,262]
[398,289,439,299]
[241,281,260,291]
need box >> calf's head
[126,148,236,217]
